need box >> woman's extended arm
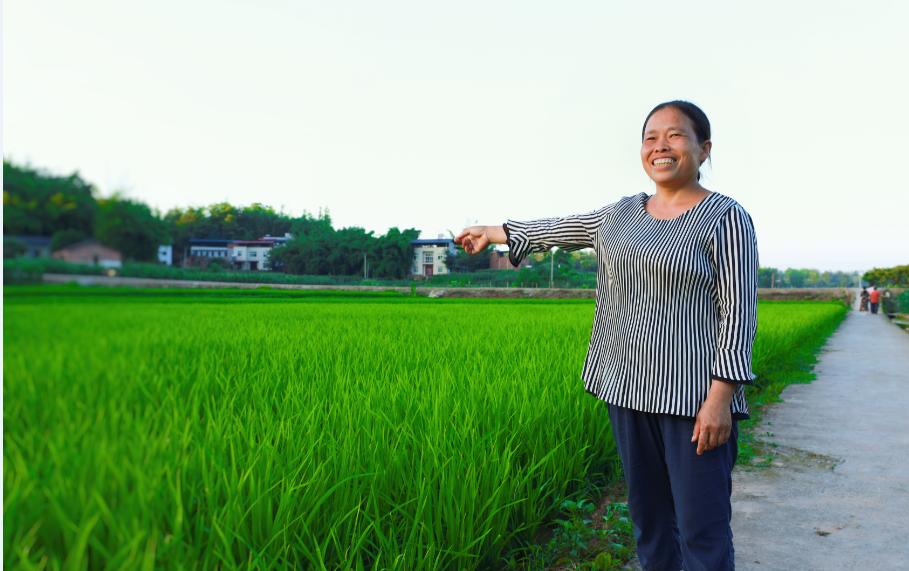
[456,204,614,263]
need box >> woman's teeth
[653,158,675,166]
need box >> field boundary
[40,273,854,302]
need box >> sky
[4,0,908,272]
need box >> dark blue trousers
[608,405,738,571]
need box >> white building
[229,240,275,271]
[157,244,173,266]
[411,238,455,277]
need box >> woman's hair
[642,100,711,143]
[642,100,712,180]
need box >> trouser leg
[608,405,682,571]
[661,414,738,571]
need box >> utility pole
[549,248,555,289]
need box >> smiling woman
[455,100,758,571]
[640,100,713,218]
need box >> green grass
[3,287,847,569]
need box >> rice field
[3,286,847,569]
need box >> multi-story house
[229,240,275,271]
[411,237,456,278]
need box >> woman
[455,101,757,571]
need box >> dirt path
[732,300,909,569]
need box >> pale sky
[4,1,908,272]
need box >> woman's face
[640,107,711,187]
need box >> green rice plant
[3,288,846,569]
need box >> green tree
[371,227,420,279]
[514,248,578,287]
[270,213,336,275]
[3,237,27,259]
[329,227,376,275]
[864,264,909,287]
[94,196,168,261]
[758,267,778,288]
[3,160,97,236]
[446,245,492,272]
[570,250,598,272]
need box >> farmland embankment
[731,307,909,569]
[41,272,854,302]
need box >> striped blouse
[505,191,758,419]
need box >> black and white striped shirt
[505,192,758,419]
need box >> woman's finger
[708,429,720,451]
[697,429,709,455]
[718,427,730,446]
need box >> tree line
[757,267,861,288]
[3,160,418,278]
[862,265,909,287]
[6,160,882,284]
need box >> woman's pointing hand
[454,225,507,255]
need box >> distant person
[456,100,757,571]
[860,287,869,312]
[869,285,882,314]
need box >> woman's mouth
[652,157,676,167]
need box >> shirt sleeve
[503,204,614,267]
[709,204,758,385]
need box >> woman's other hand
[691,380,735,455]
[455,225,506,255]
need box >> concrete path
[732,302,909,569]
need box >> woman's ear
[699,140,712,165]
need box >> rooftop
[230,240,276,246]
[189,238,232,246]
[411,238,454,246]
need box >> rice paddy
[3,286,847,569]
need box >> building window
[250,251,257,257]
[423,252,433,263]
